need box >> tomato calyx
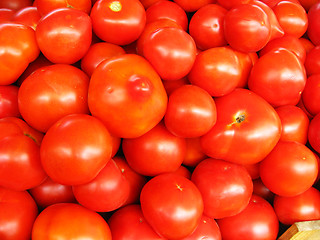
[109,1,122,12]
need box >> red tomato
[88,54,168,138]
[223,4,271,53]
[307,2,320,45]
[12,6,41,30]
[248,48,306,107]
[36,0,92,16]
[140,173,204,239]
[275,105,309,144]
[299,37,315,54]
[298,0,319,11]
[216,0,251,9]
[173,165,192,179]
[122,122,186,176]
[162,76,190,96]
[243,162,260,180]
[273,187,320,225]
[142,27,197,81]
[0,9,14,23]
[173,0,217,12]
[164,85,217,138]
[302,74,320,116]
[146,0,188,31]
[0,0,32,11]
[140,0,167,9]
[308,112,320,154]
[304,45,320,76]
[183,137,207,168]
[188,4,227,50]
[18,64,90,133]
[273,1,308,38]
[40,114,113,185]
[260,141,318,197]
[188,47,241,97]
[108,204,165,240]
[0,186,38,240]
[35,8,92,64]
[90,0,146,45]
[217,195,279,240]
[0,85,20,118]
[253,178,275,203]
[32,203,112,240]
[200,88,282,165]
[191,158,253,219]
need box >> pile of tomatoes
[1,0,320,239]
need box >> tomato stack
[1,0,320,239]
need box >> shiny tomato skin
[12,6,41,30]
[140,173,204,239]
[308,112,320,154]
[0,85,20,118]
[90,0,146,45]
[36,0,92,16]
[217,0,251,9]
[142,27,197,81]
[172,0,217,12]
[200,88,282,165]
[253,178,275,203]
[248,48,306,107]
[88,54,168,138]
[307,2,320,45]
[304,45,320,76]
[36,8,92,64]
[191,158,253,219]
[32,203,112,240]
[183,137,207,168]
[260,141,318,197]
[217,195,279,240]
[0,187,38,240]
[18,64,90,133]
[302,74,320,116]
[273,187,320,225]
[0,0,32,11]
[40,114,113,186]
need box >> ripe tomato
[18,64,90,133]
[90,0,146,45]
[200,88,282,165]
[0,0,32,11]
[191,158,253,219]
[302,74,320,116]
[12,6,41,30]
[173,0,217,12]
[0,85,20,118]
[40,114,113,185]
[253,178,275,203]
[217,195,279,240]
[36,0,92,16]
[0,186,38,240]
[140,173,204,239]
[183,137,207,168]
[0,9,14,23]
[88,54,168,138]
[164,84,217,138]
[217,0,251,9]
[307,2,320,45]
[308,112,320,154]
[304,45,320,76]
[32,203,112,240]
[260,141,318,197]
[35,8,92,64]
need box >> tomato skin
[191,158,253,219]
[217,195,279,240]
[12,6,41,30]
[32,203,112,240]
[223,4,271,53]
[88,54,168,138]
[308,112,320,154]
[36,0,92,16]
[273,187,320,225]
[172,0,217,12]
[183,137,207,168]
[0,0,33,11]
[122,122,186,176]
[0,85,20,118]
[18,64,90,133]
[307,2,320,46]
[248,48,306,107]
[217,0,251,9]
[140,173,204,239]
[91,0,146,45]
[142,27,197,81]
[0,186,38,240]
[200,88,282,165]
[304,45,320,76]
[260,141,318,197]
[302,74,320,116]
[40,114,113,186]
[188,47,241,97]
[36,8,92,64]
[253,178,275,203]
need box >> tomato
[88,54,168,138]
[142,27,197,81]
[188,47,241,97]
[35,8,92,64]
[299,37,315,54]
[12,6,41,30]
[188,4,227,50]
[183,137,207,167]
[140,0,167,9]
[307,2,320,46]
[164,84,217,138]
[0,0,32,11]
[108,204,164,240]
[32,203,112,240]
[40,114,113,185]
[273,1,308,38]
[223,4,271,53]
[0,23,40,85]
[299,0,319,11]
[304,45,320,76]
[191,158,253,219]
[260,141,318,197]
[173,165,192,179]
[273,187,320,225]
[275,105,309,144]
[90,0,146,45]
[36,0,92,16]
[217,195,279,240]
[253,178,275,203]
[200,88,282,165]
[308,112,320,154]
[122,122,186,176]
[248,48,306,107]
[302,75,320,117]
[80,42,126,77]
[0,9,14,23]
[140,173,204,239]
[172,0,217,12]
[243,162,260,180]
[0,85,20,118]
[18,64,90,133]
[216,0,251,9]
[145,0,188,31]
[162,76,190,96]
[0,186,38,240]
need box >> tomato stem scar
[109,1,122,12]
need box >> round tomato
[183,137,207,168]
[304,45,320,76]
[253,178,275,203]
[302,74,320,116]
[12,6,41,30]
[172,0,217,12]
[140,173,204,239]
[36,0,92,16]
[307,2,320,45]
[217,0,251,9]
[0,0,32,11]
[0,85,20,118]
[308,112,320,154]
